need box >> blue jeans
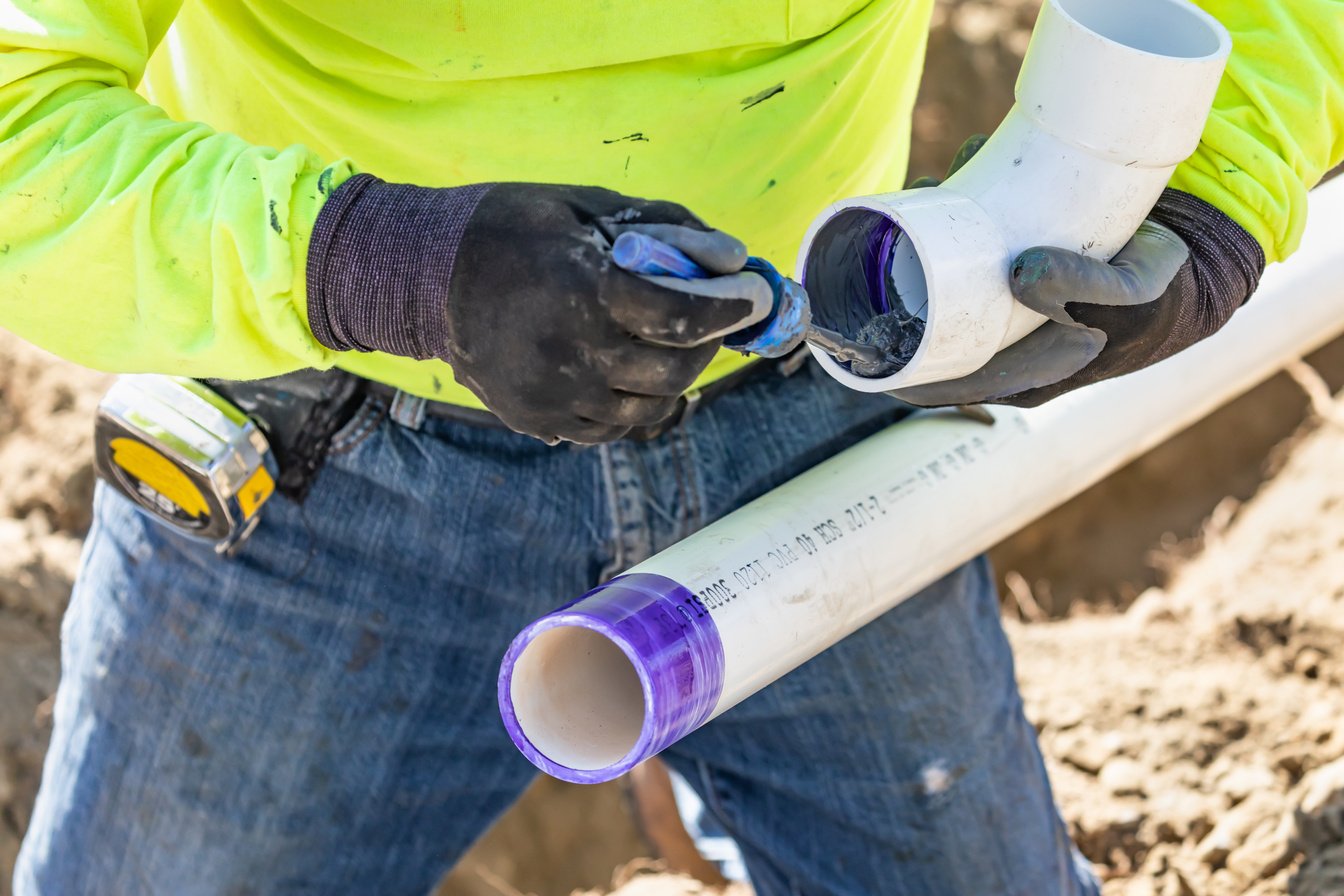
[15,360,1098,896]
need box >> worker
[2,1,1339,894]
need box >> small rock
[1056,729,1126,776]
[1070,802,1145,867]
[0,517,79,622]
[1294,647,1328,679]
[1206,868,1244,896]
[1272,743,1312,781]
[1123,877,1159,896]
[1226,817,1294,881]
[1043,699,1089,732]
[1293,756,1344,853]
[1294,699,1341,745]
[1167,759,1209,791]
[1197,792,1282,869]
[1100,757,1147,797]
[1139,842,1176,877]
[1129,587,1181,627]
[1217,763,1279,806]
[1146,789,1217,844]
[1161,868,1198,896]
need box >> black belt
[362,345,813,441]
[206,347,811,499]
[205,370,365,501]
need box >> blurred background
[3,1,1344,894]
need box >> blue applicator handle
[611,232,710,279]
[610,232,810,358]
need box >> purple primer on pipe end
[498,573,725,784]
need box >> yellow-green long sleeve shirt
[0,0,1340,407]
[1171,0,1344,264]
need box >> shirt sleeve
[0,0,359,377]
[1170,0,1344,264]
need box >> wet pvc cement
[499,573,725,783]
[802,208,928,379]
[854,311,926,378]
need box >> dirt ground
[1018,394,1344,896]
[5,1,1344,895]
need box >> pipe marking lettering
[680,417,1025,618]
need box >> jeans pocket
[326,393,388,457]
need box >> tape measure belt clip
[93,376,281,552]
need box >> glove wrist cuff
[1150,188,1266,311]
[306,173,492,360]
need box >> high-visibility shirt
[0,1,1340,407]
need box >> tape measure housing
[94,376,278,553]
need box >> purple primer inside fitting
[800,210,904,337]
[498,573,725,784]
[867,219,901,315]
[801,209,927,377]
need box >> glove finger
[946,133,989,178]
[609,271,771,347]
[607,222,750,275]
[625,198,709,228]
[1011,221,1190,323]
[889,321,1104,407]
[587,192,706,227]
[905,134,988,189]
[644,272,773,326]
[551,418,633,445]
[595,341,719,396]
[488,408,624,447]
[574,392,681,428]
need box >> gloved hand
[890,140,1267,408]
[306,176,772,444]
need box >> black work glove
[307,176,771,444]
[890,140,1267,408]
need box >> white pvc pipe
[500,176,1344,784]
[797,0,1231,392]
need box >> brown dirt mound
[1016,393,1344,896]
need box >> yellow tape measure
[94,376,278,553]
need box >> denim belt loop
[778,344,813,378]
[388,390,428,431]
[678,387,704,427]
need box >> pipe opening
[1055,0,1224,59]
[802,208,930,378]
[508,625,646,772]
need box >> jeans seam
[598,443,628,580]
[690,759,805,894]
[328,396,388,455]
[691,758,731,826]
[674,427,704,534]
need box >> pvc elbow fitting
[797,0,1231,392]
